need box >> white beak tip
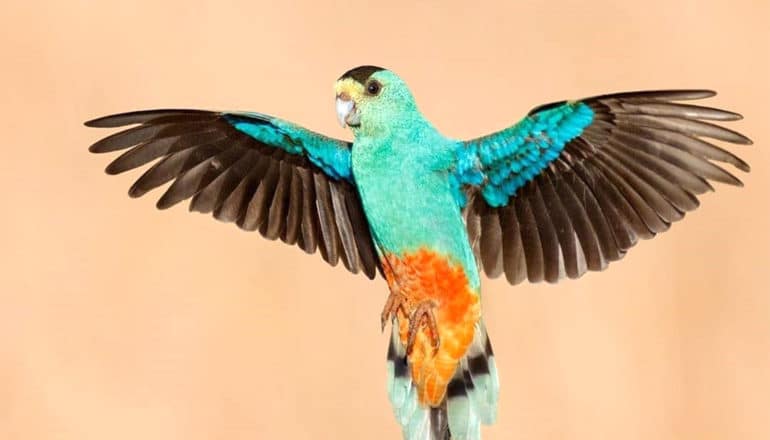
[336,97,354,128]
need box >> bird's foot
[381,290,407,332]
[381,294,440,356]
[406,300,440,356]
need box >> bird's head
[334,66,420,137]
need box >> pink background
[2,1,769,439]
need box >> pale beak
[336,95,360,128]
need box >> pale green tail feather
[386,322,499,439]
[406,408,432,440]
[446,364,481,440]
[387,326,440,439]
[463,321,499,425]
[386,327,419,427]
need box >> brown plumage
[86,110,380,279]
[466,90,751,285]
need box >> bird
[85,65,751,440]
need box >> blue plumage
[225,113,353,181]
[452,102,594,207]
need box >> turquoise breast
[351,136,481,289]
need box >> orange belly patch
[381,249,481,406]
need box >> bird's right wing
[87,109,380,278]
[451,90,751,285]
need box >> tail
[386,321,499,440]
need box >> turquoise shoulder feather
[225,112,353,181]
[451,102,594,207]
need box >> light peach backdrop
[2,1,768,439]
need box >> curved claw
[381,291,406,332]
[406,300,440,356]
[381,293,441,356]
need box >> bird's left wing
[87,109,379,278]
[451,90,751,285]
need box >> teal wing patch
[452,102,594,207]
[225,113,352,181]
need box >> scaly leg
[406,300,440,356]
[381,292,441,356]
[381,290,407,331]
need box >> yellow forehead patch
[334,78,365,101]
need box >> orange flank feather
[382,249,481,406]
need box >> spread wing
[86,110,379,278]
[452,90,751,284]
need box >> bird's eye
[366,81,381,95]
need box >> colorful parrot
[86,66,751,440]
